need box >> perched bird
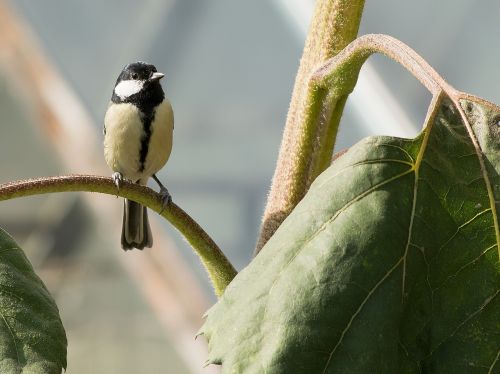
[104,62,174,250]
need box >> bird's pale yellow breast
[104,103,144,181]
[143,99,174,177]
[103,100,174,183]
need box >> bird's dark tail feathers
[121,199,153,250]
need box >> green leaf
[0,228,67,373]
[201,95,500,373]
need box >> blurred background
[0,0,498,372]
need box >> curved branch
[0,175,237,297]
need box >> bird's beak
[149,72,165,82]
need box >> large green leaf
[201,95,500,373]
[0,228,67,373]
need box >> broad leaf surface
[0,228,67,373]
[201,96,500,373]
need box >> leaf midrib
[0,310,21,368]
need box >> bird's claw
[112,172,123,192]
[159,187,172,214]
[152,174,172,213]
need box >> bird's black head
[117,62,160,82]
[111,61,165,113]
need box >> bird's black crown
[117,62,158,83]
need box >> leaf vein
[453,97,500,259]
[350,159,414,167]
[0,247,19,255]
[436,209,492,258]
[401,93,442,302]
[488,349,500,374]
[378,143,415,163]
[432,244,497,292]
[427,287,499,359]
[0,311,21,368]
[322,257,404,373]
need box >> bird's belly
[143,100,174,177]
[104,103,145,181]
[104,101,174,183]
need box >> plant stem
[256,0,365,254]
[0,175,237,297]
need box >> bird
[103,62,174,250]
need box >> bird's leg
[112,172,123,193]
[152,174,172,212]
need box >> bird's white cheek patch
[114,80,144,99]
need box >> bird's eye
[131,73,139,80]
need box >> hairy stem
[256,0,365,254]
[0,175,237,297]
